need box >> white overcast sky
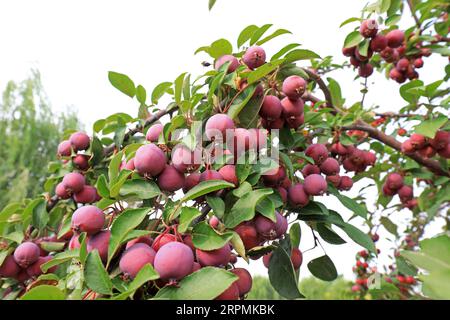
[0,0,447,280]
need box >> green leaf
[108,207,150,263]
[385,14,401,26]
[227,85,257,119]
[174,73,187,104]
[339,17,362,28]
[316,224,346,245]
[119,179,160,199]
[84,251,113,295]
[31,199,48,232]
[224,188,273,228]
[208,0,217,10]
[400,80,424,103]
[247,59,285,84]
[237,95,265,129]
[327,77,345,108]
[209,39,233,59]
[268,241,304,299]
[337,221,376,253]
[178,207,202,233]
[357,39,370,57]
[108,151,123,186]
[285,49,321,62]
[380,216,398,236]
[343,31,363,48]
[289,222,301,248]
[414,115,448,138]
[250,24,273,45]
[41,250,80,272]
[181,180,234,203]
[110,170,132,198]
[206,196,225,219]
[151,82,172,105]
[21,285,65,300]
[113,264,160,300]
[256,29,292,46]
[108,71,136,98]
[307,255,338,281]
[136,85,146,104]
[154,267,238,300]
[378,0,391,13]
[256,197,276,221]
[96,174,110,198]
[328,185,367,219]
[0,202,22,222]
[192,222,234,251]
[237,25,259,48]
[271,43,301,61]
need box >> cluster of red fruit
[382,173,417,209]
[66,204,254,299]
[0,241,57,284]
[56,132,101,204]
[351,249,372,293]
[343,19,428,82]
[401,131,450,159]
[351,248,416,298]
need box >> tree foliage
[0,0,449,300]
[0,70,80,209]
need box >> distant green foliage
[0,70,80,209]
[247,276,354,300]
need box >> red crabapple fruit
[119,243,156,279]
[13,242,40,268]
[153,242,194,281]
[71,205,105,235]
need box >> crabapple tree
[0,0,449,300]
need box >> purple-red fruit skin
[69,132,90,151]
[157,165,185,192]
[320,158,340,176]
[282,76,307,100]
[71,205,105,235]
[14,242,40,268]
[288,183,310,207]
[215,55,239,73]
[231,268,253,296]
[304,174,328,196]
[87,230,111,262]
[0,255,21,277]
[205,114,235,141]
[242,46,266,70]
[26,256,56,277]
[73,185,98,204]
[260,95,282,120]
[119,243,156,279]
[145,124,163,142]
[196,244,231,267]
[153,242,194,281]
[215,282,240,300]
[281,97,304,118]
[218,165,238,186]
[134,144,167,177]
[57,140,72,157]
[56,183,70,199]
[62,172,85,193]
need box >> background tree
[0,70,80,209]
[0,0,449,301]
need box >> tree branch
[193,205,211,225]
[301,68,339,114]
[407,0,422,31]
[104,106,179,155]
[342,120,449,177]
